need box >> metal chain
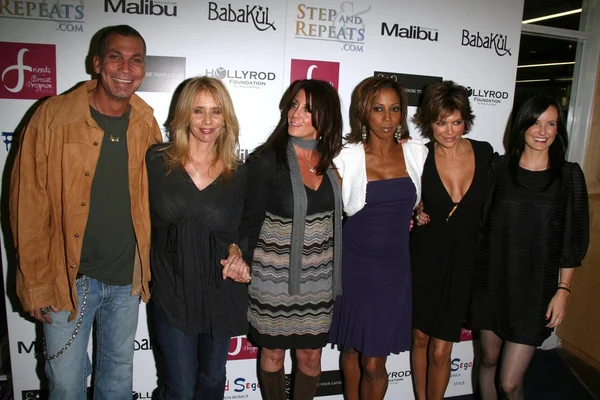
[43,276,89,360]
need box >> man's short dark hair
[97,25,147,59]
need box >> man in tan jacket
[10,25,162,400]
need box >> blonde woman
[146,77,251,400]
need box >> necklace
[92,90,127,143]
[298,151,318,174]
[189,156,213,178]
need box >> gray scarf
[287,137,342,297]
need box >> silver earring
[395,125,402,141]
[361,125,367,142]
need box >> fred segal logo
[206,66,276,89]
[381,23,438,42]
[295,2,370,52]
[0,42,57,100]
[468,86,509,106]
[0,0,85,33]
[104,0,178,17]
[461,29,511,56]
[208,2,275,31]
[290,59,340,90]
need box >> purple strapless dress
[329,177,415,357]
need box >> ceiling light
[517,61,575,68]
[522,9,582,24]
[516,79,551,83]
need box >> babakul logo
[0,42,56,100]
[290,59,340,90]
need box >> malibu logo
[208,2,275,31]
[461,29,511,56]
[105,0,178,17]
[381,23,438,42]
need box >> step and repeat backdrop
[0,0,523,398]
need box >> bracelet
[558,281,571,288]
[557,286,571,294]
[227,243,242,257]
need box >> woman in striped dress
[241,79,343,400]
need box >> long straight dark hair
[252,79,343,175]
[507,95,568,188]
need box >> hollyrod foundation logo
[228,336,258,360]
[0,42,57,100]
[290,59,340,89]
[206,66,276,89]
[208,2,275,31]
[374,71,442,107]
[0,0,85,32]
[461,29,512,56]
[381,22,439,42]
[468,86,509,106]
[104,0,178,17]
[387,369,412,385]
[22,389,48,400]
[295,2,370,52]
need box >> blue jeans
[152,303,230,400]
[43,275,140,400]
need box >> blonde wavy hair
[162,77,240,181]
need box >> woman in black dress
[146,77,251,400]
[410,81,493,400]
[470,95,589,400]
[242,80,343,400]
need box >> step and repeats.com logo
[295,2,370,52]
[290,59,340,90]
[0,0,85,33]
[0,42,57,100]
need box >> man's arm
[9,107,57,313]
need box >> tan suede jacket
[10,80,163,320]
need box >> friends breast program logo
[295,2,370,52]
[207,2,275,31]
[0,42,57,100]
[290,59,340,89]
[461,29,512,56]
[228,336,258,360]
[0,0,85,32]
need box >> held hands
[30,304,60,324]
[545,289,569,328]
[220,245,251,283]
[414,211,430,227]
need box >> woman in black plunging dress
[410,81,493,400]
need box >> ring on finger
[40,307,49,315]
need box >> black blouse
[146,145,248,336]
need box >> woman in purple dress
[329,76,428,400]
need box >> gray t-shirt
[78,107,135,285]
